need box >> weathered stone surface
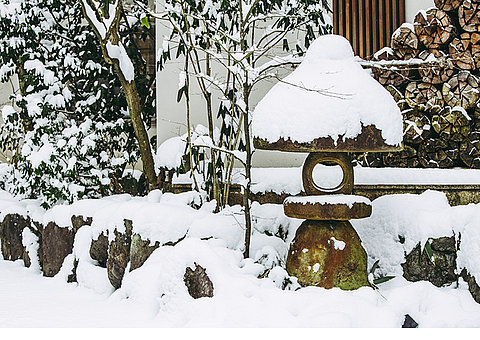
[130,234,159,271]
[461,269,480,304]
[184,264,214,299]
[254,125,403,153]
[302,152,354,195]
[23,248,32,268]
[402,236,457,287]
[22,226,42,269]
[67,259,79,283]
[107,220,133,289]
[0,214,30,261]
[71,215,92,232]
[90,233,109,268]
[64,216,92,283]
[286,220,369,290]
[42,222,75,277]
[402,314,419,328]
[283,196,372,220]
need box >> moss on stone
[286,220,369,290]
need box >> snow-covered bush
[0,0,153,207]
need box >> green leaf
[373,276,395,285]
[141,15,151,29]
[176,86,186,102]
[369,259,380,274]
[424,240,435,265]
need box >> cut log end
[414,8,457,49]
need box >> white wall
[405,0,435,23]
[0,77,17,163]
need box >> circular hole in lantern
[312,162,345,192]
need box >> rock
[129,234,159,271]
[461,269,480,304]
[71,215,92,232]
[184,264,214,299]
[402,314,419,328]
[90,233,109,268]
[0,214,30,261]
[64,216,92,283]
[67,259,79,283]
[41,222,75,277]
[286,220,369,290]
[21,226,41,269]
[106,220,133,289]
[23,248,32,268]
[402,236,457,287]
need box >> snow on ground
[2,170,480,327]
[1,251,480,327]
[0,260,153,327]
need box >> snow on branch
[79,0,135,82]
[79,0,119,41]
[192,135,247,167]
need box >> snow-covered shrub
[0,0,153,207]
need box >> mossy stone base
[286,220,369,290]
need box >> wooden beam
[352,0,359,55]
[346,0,351,46]
[359,0,366,57]
[373,0,379,54]
[338,0,345,36]
[399,0,406,26]
[365,0,372,58]
[379,0,385,48]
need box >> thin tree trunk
[242,89,252,259]
[15,56,33,132]
[205,53,220,210]
[115,66,158,190]
[240,1,253,259]
[78,0,158,190]
[185,51,199,192]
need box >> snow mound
[303,34,354,61]
[155,136,186,170]
[252,34,403,147]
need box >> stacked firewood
[358,0,480,169]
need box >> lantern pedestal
[285,220,369,290]
[282,152,372,290]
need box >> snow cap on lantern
[252,34,403,153]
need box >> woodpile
[414,8,457,49]
[434,0,463,12]
[358,0,480,169]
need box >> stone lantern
[252,35,403,290]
